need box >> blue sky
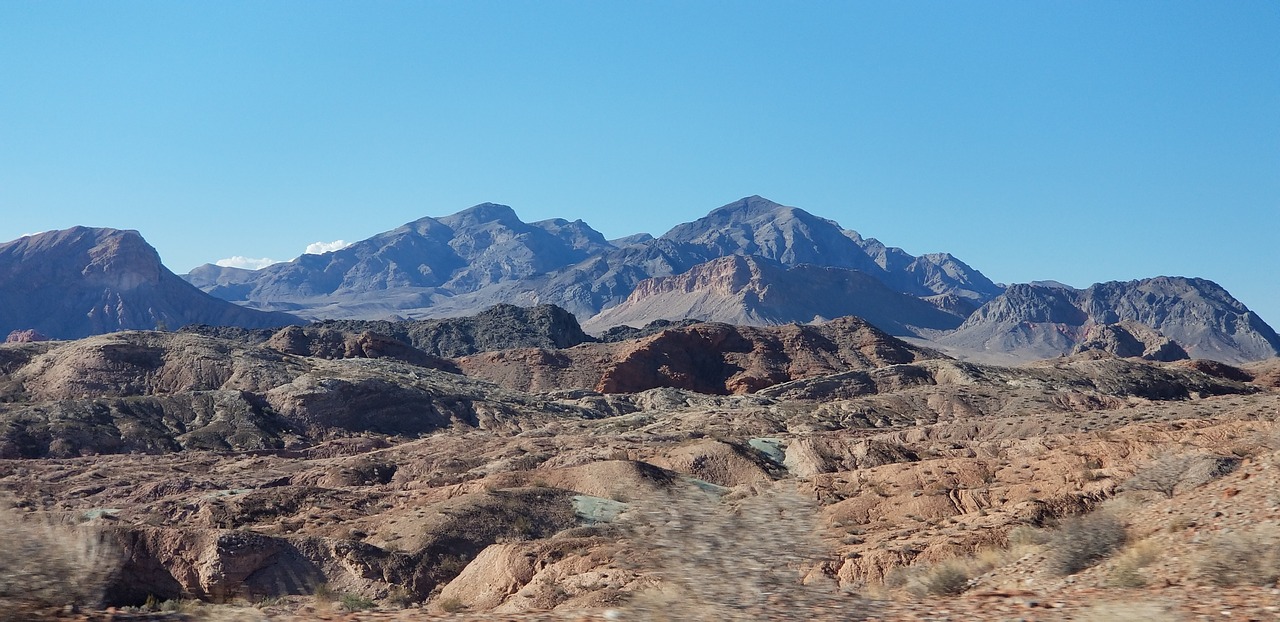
[2,2,1277,323]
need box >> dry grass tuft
[0,500,119,608]
[1105,538,1161,588]
[1194,526,1280,587]
[618,480,861,621]
[1047,511,1127,576]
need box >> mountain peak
[1,227,298,339]
[438,202,523,229]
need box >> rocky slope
[0,330,592,458]
[1071,320,1189,362]
[0,227,300,339]
[938,278,1280,364]
[581,255,965,335]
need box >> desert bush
[1194,527,1280,587]
[1006,524,1051,547]
[1105,539,1161,588]
[904,559,971,597]
[0,501,119,608]
[618,480,856,621]
[1047,511,1127,575]
[339,593,376,611]
[438,596,466,613]
[1121,452,1240,498]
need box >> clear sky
[2,2,1277,323]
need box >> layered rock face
[0,227,300,339]
[581,255,965,335]
[0,330,587,458]
[941,278,1280,364]
[1072,321,1189,361]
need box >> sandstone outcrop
[459,316,944,395]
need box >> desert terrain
[2,318,1279,621]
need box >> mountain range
[2,197,1277,364]
[183,196,1002,323]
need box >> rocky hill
[940,278,1280,364]
[581,255,965,335]
[179,303,594,359]
[0,227,300,339]
[458,317,947,395]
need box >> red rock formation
[458,316,943,395]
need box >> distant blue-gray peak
[0,227,300,340]
[941,278,1280,364]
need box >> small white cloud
[215,256,278,270]
[305,240,349,255]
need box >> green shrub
[339,593,376,611]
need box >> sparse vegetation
[1047,511,1128,576]
[0,501,119,608]
[905,559,972,596]
[339,593,377,611]
[1121,452,1240,498]
[1194,526,1280,586]
[438,596,467,613]
[1106,539,1161,588]
[620,481,853,621]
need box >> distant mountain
[581,255,965,336]
[659,196,1002,304]
[0,227,300,339]
[185,203,615,318]
[184,196,1003,325]
[940,277,1280,364]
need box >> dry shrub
[890,546,1015,598]
[1105,539,1161,588]
[1195,527,1280,587]
[1047,511,1127,576]
[0,501,119,608]
[904,559,971,597]
[618,480,860,621]
[1121,452,1240,498]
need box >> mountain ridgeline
[183,196,1002,326]
[2,196,1275,364]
